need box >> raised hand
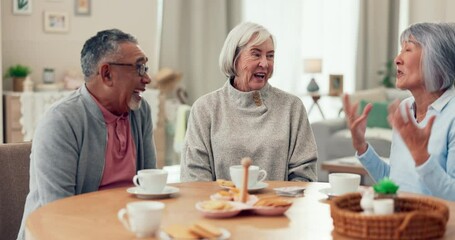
[388,101,435,166]
[342,94,373,155]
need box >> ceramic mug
[229,165,267,188]
[328,173,360,195]
[133,169,168,193]
[117,201,165,238]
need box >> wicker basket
[330,192,449,240]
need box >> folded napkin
[274,187,306,197]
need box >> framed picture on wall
[13,0,32,15]
[329,74,344,96]
[43,11,69,33]
[75,0,91,16]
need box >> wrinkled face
[234,37,274,92]
[107,42,151,114]
[394,36,423,91]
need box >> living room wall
[1,0,158,91]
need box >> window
[241,0,359,95]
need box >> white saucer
[127,186,179,199]
[219,182,268,192]
[159,227,231,239]
[248,182,269,192]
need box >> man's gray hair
[80,29,138,81]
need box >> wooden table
[25,181,455,240]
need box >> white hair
[400,22,455,91]
[219,22,275,80]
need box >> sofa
[311,87,411,182]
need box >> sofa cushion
[359,100,391,129]
[333,128,393,142]
[348,87,387,105]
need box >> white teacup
[117,201,165,238]
[373,199,394,215]
[230,165,267,189]
[133,169,168,193]
[328,173,360,195]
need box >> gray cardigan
[180,81,317,182]
[17,84,156,240]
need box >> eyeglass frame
[107,62,149,77]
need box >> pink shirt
[92,97,137,190]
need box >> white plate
[159,227,231,240]
[221,182,269,192]
[248,182,269,192]
[195,201,249,218]
[127,186,179,199]
[252,205,292,216]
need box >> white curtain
[242,0,359,95]
[159,0,241,104]
[355,0,400,90]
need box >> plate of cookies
[160,221,230,240]
[210,188,259,205]
[196,196,293,218]
[251,197,293,216]
[196,200,247,218]
[216,179,236,189]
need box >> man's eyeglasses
[108,62,149,77]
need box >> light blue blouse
[357,87,455,201]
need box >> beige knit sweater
[180,81,317,182]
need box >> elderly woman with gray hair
[180,22,317,182]
[343,22,455,200]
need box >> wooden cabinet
[3,91,74,143]
[3,94,23,143]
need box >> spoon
[240,157,252,203]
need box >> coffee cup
[373,199,394,215]
[229,165,267,188]
[328,173,360,195]
[117,201,165,238]
[133,169,168,193]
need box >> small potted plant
[373,177,399,199]
[4,64,31,92]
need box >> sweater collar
[226,79,270,107]
[80,84,109,123]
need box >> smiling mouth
[253,73,266,80]
[132,89,143,100]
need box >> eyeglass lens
[138,64,149,76]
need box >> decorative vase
[13,77,26,92]
[23,76,34,92]
[307,78,319,93]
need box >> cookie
[216,179,235,188]
[189,221,221,238]
[201,200,233,211]
[254,197,292,207]
[163,224,200,239]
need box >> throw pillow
[359,100,391,129]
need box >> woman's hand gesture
[342,94,372,155]
[388,100,435,166]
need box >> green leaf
[373,178,399,194]
[4,64,31,78]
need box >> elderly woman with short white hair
[180,22,317,182]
